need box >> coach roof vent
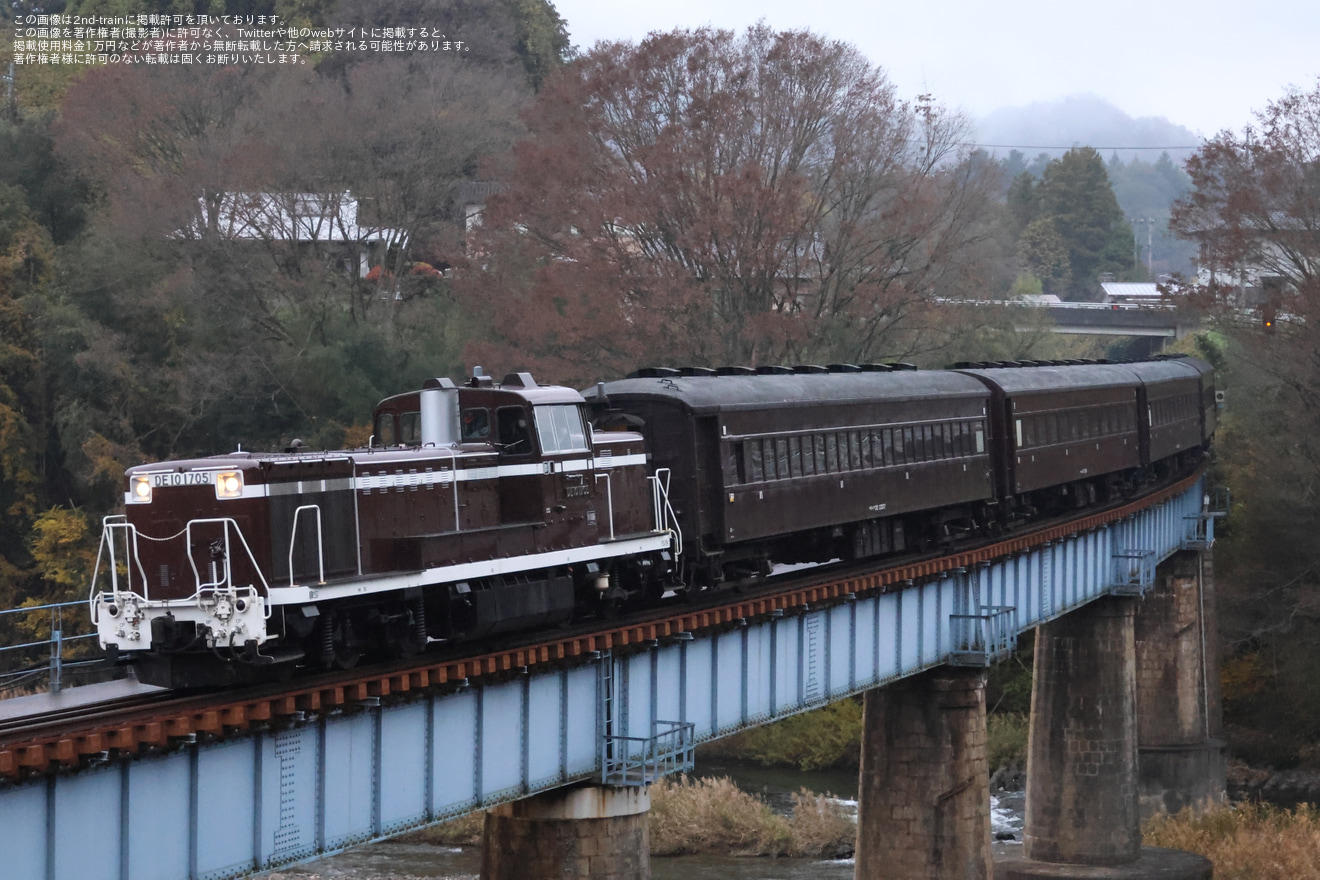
[887,362,919,371]
[716,366,755,376]
[678,366,717,377]
[501,372,537,388]
[858,363,894,372]
[793,364,828,374]
[827,363,861,373]
[755,365,793,375]
[628,367,681,379]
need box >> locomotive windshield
[535,405,589,453]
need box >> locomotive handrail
[649,468,683,559]
[431,446,462,533]
[594,473,615,540]
[88,517,153,621]
[184,518,271,596]
[287,504,327,587]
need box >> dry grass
[649,775,853,858]
[785,788,857,858]
[1143,804,1320,879]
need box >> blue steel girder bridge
[0,472,1216,880]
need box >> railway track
[0,468,1204,781]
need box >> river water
[273,761,1024,880]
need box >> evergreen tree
[1036,147,1133,298]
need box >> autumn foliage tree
[462,25,1001,383]
[1170,78,1320,762]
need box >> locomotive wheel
[312,609,363,670]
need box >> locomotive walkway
[0,471,1221,880]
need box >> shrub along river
[273,760,1025,880]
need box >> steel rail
[0,468,1204,780]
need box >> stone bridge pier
[856,551,1224,880]
[999,568,1218,879]
[481,784,650,880]
[855,667,993,879]
[1135,551,1226,818]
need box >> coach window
[497,406,533,455]
[801,435,816,475]
[825,434,839,472]
[775,437,790,479]
[789,436,803,477]
[762,439,778,480]
[745,441,764,482]
[849,431,863,469]
[862,431,876,468]
[461,407,491,442]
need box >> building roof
[183,192,405,245]
[1100,282,1162,302]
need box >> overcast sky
[552,0,1319,141]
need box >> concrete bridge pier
[481,784,650,880]
[998,596,1212,879]
[1135,550,1226,818]
[855,667,993,880]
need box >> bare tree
[461,25,1000,382]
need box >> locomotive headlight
[215,470,244,499]
[129,475,153,504]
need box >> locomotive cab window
[399,411,422,446]
[375,414,397,447]
[497,406,533,455]
[535,405,589,454]
[461,407,491,442]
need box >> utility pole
[1129,218,1156,277]
[1146,219,1154,275]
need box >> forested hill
[977,94,1203,163]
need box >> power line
[966,143,1202,151]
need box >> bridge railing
[949,606,1018,666]
[0,600,99,695]
[602,719,695,787]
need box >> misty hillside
[976,95,1203,163]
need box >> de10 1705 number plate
[151,471,213,487]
